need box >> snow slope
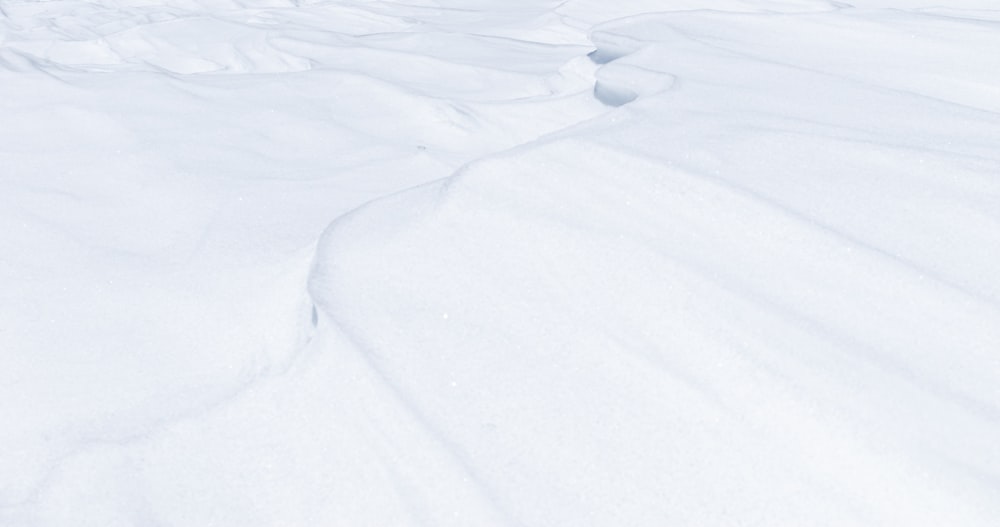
[3,0,1000,525]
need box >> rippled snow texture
[3,0,999,525]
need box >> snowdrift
[4,0,1000,525]
[307,6,1000,526]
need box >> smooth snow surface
[3,0,1000,525]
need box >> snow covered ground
[2,0,999,525]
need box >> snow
[2,0,999,525]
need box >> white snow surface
[3,0,1000,525]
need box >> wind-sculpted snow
[3,0,1000,525]
[1,0,603,522]
[308,5,1000,526]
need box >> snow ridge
[306,4,1000,526]
[3,0,1000,525]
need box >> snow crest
[307,5,1000,526]
[4,0,1000,525]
